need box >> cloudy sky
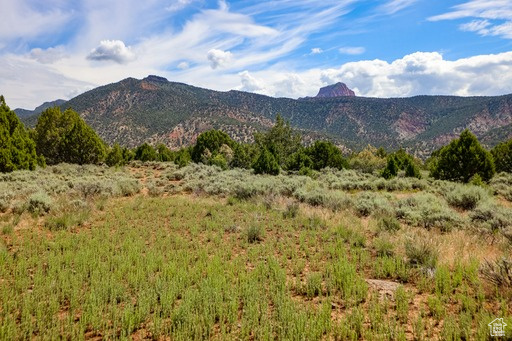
[2,0,512,109]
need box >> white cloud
[238,71,265,92]
[339,47,365,55]
[310,48,323,54]
[177,61,190,70]
[460,20,491,33]
[0,54,94,110]
[378,0,418,15]
[166,0,193,12]
[86,40,136,64]
[29,46,66,64]
[207,49,233,69]
[429,0,512,39]
[0,1,72,42]
[230,51,512,100]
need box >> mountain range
[17,75,512,158]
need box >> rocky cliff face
[316,82,355,98]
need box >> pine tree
[0,96,39,172]
[430,129,495,182]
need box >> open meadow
[1,162,512,340]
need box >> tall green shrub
[106,143,124,167]
[191,130,235,163]
[254,114,301,167]
[253,149,280,175]
[0,96,39,172]
[491,139,512,173]
[430,130,495,182]
[134,143,157,161]
[34,107,105,165]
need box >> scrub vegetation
[1,161,511,340]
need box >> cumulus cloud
[29,46,66,64]
[86,40,136,64]
[429,1,512,39]
[207,49,233,69]
[339,46,365,55]
[238,71,265,92]
[310,48,323,54]
[318,51,512,97]
[232,51,512,100]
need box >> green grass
[0,163,511,339]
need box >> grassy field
[1,163,512,340]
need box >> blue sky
[2,0,512,108]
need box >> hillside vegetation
[18,76,512,157]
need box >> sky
[2,0,512,109]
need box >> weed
[246,224,264,243]
[282,202,299,219]
[337,225,366,247]
[374,237,394,257]
[405,238,438,270]
[305,272,323,298]
[480,258,512,288]
[378,215,401,232]
[1,224,13,235]
[395,286,410,322]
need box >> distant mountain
[20,76,512,157]
[316,82,355,98]
[15,99,67,118]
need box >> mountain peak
[316,82,355,98]
[144,75,169,83]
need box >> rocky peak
[144,75,169,83]
[316,82,355,98]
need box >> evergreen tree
[231,143,256,169]
[122,147,135,163]
[174,147,191,168]
[306,140,348,170]
[287,148,313,171]
[255,114,301,167]
[134,143,157,161]
[253,149,280,175]
[156,143,174,162]
[491,139,512,173]
[404,158,422,178]
[34,107,105,165]
[382,157,398,179]
[0,96,39,172]
[191,130,235,163]
[430,129,495,182]
[106,143,124,167]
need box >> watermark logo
[488,318,507,337]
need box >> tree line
[1,96,511,182]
